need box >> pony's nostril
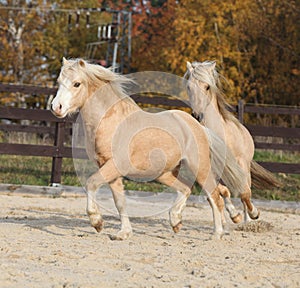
[51,103,62,113]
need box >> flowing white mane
[61,58,133,100]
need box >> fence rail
[0,84,299,184]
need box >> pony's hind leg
[241,185,260,222]
[157,172,191,233]
[86,159,121,233]
[218,184,242,224]
[109,177,132,240]
[238,163,260,222]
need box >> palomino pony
[185,60,279,223]
[51,58,246,240]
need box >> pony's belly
[119,148,181,182]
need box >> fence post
[238,100,245,124]
[50,121,65,186]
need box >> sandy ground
[0,187,299,288]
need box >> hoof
[109,230,132,241]
[93,220,104,233]
[172,221,182,233]
[249,209,260,220]
[211,229,224,240]
[210,233,223,240]
[231,213,243,224]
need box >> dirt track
[0,187,299,288]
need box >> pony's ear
[210,61,216,71]
[78,59,86,68]
[187,61,193,72]
[62,57,68,65]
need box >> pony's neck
[80,82,139,131]
[203,93,226,139]
[206,92,224,120]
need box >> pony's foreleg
[86,159,120,233]
[210,187,226,225]
[199,173,224,239]
[206,192,224,239]
[109,177,132,240]
[157,172,191,233]
[218,184,242,224]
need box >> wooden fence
[0,83,299,185]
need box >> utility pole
[85,9,132,73]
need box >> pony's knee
[218,185,230,198]
[240,189,251,202]
[110,177,124,191]
[86,178,97,192]
[209,189,224,212]
[86,174,103,192]
[183,187,191,198]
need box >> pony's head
[51,58,88,118]
[51,58,117,118]
[184,60,221,121]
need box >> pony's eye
[206,85,210,91]
[73,82,81,88]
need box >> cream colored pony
[185,60,279,223]
[51,58,247,240]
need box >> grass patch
[251,173,299,201]
[254,150,299,164]
[0,155,80,186]
[0,153,299,201]
[123,179,165,192]
[252,150,300,201]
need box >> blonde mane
[61,58,136,105]
[185,61,239,124]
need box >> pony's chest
[93,123,117,160]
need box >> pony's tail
[250,161,281,189]
[207,129,246,197]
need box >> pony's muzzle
[51,102,63,117]
[192,112,204,122]
[197,113,204,122]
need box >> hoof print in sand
[235,220,273,233]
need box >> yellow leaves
[0,0,297,106]
[155,0,298,105]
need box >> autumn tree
[0,0,299,107]
[0,0,49,106]
[100,0,299,106]
[98,0,172,72]
[0,0,100,106]
[164,0,300,105]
